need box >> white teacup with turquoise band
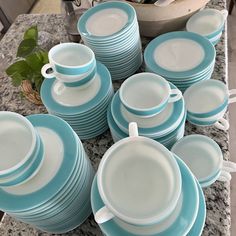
[119,73,182,117]
[0,112,37,178]
[95,122,182,225]
[41,43,95,78]
[186,9,228,39]
[184,80,236,118]
[171,135,236,188]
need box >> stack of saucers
[91,123,206,236]
[144,31,216,92]
[0,114,94,234]
[78,1,142,80]
[186,9,228,46]
[41,43,114,140]
[107,73,186,149]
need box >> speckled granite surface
[0,0,231,235]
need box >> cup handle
[218,170,232,182]
[41,64,55,79]
[154,0,176,7]
[222,160,236,173]
[94,206,115,224]
[229,89,236,104]
[129,122,139,137]
[220,9,228,22]
[168,89,182,103]
[214,118,229,131]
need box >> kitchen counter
[0,0,231,235]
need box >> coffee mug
[119,73,182,117]
[41,43,95,79]
[95,122,182,225]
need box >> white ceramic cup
[95,122,182,225]
[119,73,182,117]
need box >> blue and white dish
[78,1,142,80]
[0,114,94,233]
[91,155,200,236]
[144,31,216,92]
[186,9,228,46]
[41,61,114,140]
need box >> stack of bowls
[144,31,216,92]
[41,43,114,140]
[172,135,236,188]
[184,79,236,131]
[0,113,94,234]
[186,9,228,46]
[108,73,186,149]
[0,112,44,187]
[78,1,142,80]
[91,123,206,236]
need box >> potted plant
[5,26,48,105]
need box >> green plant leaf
[17,39,36,58]
[10,72,26,87]
[24,26,38,41]
[33,74,44,92]
[25,50,49,71]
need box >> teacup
[0,112,44,186]
[171,134,236,188]
[186,9,228,39]
[184,80,236,130]
[119,73,182,117]
[95,122,182,225]
[41,43,95,80]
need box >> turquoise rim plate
[111,86,185,137]
[41,61,112,115]
[91,154,199,236]
[144,31,215,79]
[0,114,78,211]
[78,1,136,40]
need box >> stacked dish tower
[41,43,114,140]
[108,72,186,149]
[78,1,142,80]
[144,31,216,92]
[0,112,94,233]
[91,122,206,236]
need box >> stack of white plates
[107,83,186,149]
[78,1,142,80]
[40,62,114,140]
[144,31,216,92]
[0,114,94,234]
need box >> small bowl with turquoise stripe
[41,43,95,79]
[119,72,182,117]
[0,112,44,186]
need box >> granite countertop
[0,0,231,235]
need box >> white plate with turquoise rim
[111,90,185,138]
[144,31,215,79]
[91,155,199,236]
[200,170,221,188]
[41,62,112,115]
[0,114,79,212]
[49,88,114,119]
[187,180,206,236]
[108,104,186,146]
[78,2,136,40]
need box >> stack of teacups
[91,122,206,235]
[186,9,228,46]
[41,43,114,140]
[0,112,44,187]
[172,135,236,188]
[184,79,236,131]
[77,1,142,80]
[108,72,186,149]
[0,112,94,233]
[144,31,216,92]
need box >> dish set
[0,112,94,233]
[41,43,114,140]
